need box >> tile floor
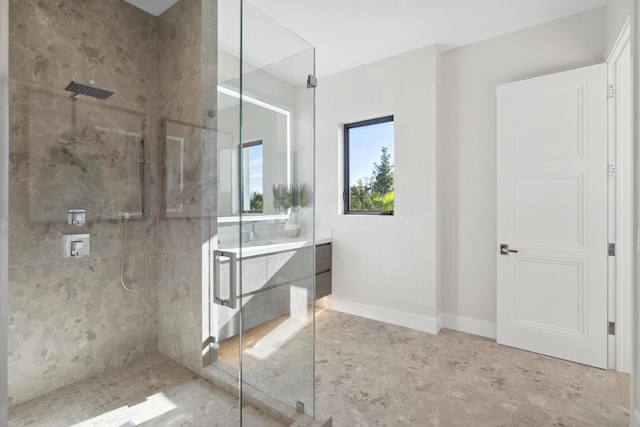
[9,308,632,426]
[314,310,630,426]
[8,353,284,427]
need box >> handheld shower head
[65,80,115,100]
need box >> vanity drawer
[315,270,332,300]
[316,243,332,273]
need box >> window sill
[344,211,394,216]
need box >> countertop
[217,236,331,258]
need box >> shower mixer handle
[70,240,83,257]
[63,233,90,259]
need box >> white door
[496,63,608,369]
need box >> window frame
[343,115,395,215]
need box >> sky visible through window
[248,144,263,195]
[349,121,394,186]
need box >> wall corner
[0,0,8,422]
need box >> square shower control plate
[62,233,91,258]
[67,209,86,226]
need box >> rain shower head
[64,80,115,100]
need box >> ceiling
[125,0,607,77]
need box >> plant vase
[272,183,312,238]
[284,208,301,238]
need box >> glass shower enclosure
[5,0,315,425]
[206,1,317,424]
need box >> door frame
[0,0,9,423]
[632,0,639,424]
[607,18,633,373]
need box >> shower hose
[119,139,149,292]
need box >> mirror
[217,86,290,217]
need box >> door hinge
[307,75,317,89]
[609,84,615,99]
[609,163,616,177]
[608,321,616,335]
[608,243,616,256]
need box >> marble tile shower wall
[8,0,163,405]
[156,0,212,374]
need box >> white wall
[317,9,607,338]
[438,7,606,337]
[632,1,639,423]
[316,45,440,333]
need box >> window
[344,116,395,215]
[242,140,263,213]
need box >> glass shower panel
[208,0,316,424]
[208,2,242,425]
[239,1,316,420]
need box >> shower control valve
[63,233,91,258]
[67,209,86,226]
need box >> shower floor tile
[8,352,284,427]
[217,307,316,413]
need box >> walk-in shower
[6,0,316,425]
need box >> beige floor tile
[8,309,630,426]
[315,310,630,427]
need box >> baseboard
[436,313,443,332]
[328,299,439,334]
[440,314,497,340]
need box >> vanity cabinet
[315,242,332,299]
[216,241,331,341]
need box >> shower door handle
[213,250,237,309]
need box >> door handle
[500,244,518,255]
[213,250,237,308]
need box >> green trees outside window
[349,146,394,212]
[345,116,394,214]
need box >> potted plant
[272,183,313,237]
